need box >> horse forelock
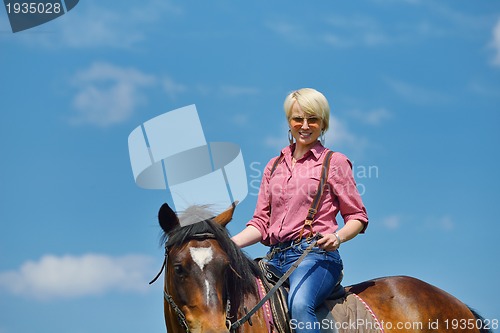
[178,205,216,227]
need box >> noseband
[149,232,229,333]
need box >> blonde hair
[284,88,330,131]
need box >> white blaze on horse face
[189,246,215,305]
[189,246,213,271]
[205,279,210,305]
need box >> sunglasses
[290,116,321,126]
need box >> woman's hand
[316,233,341,251]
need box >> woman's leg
[287,247,342,333]
[265,242,343,333]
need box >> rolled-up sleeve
[246,158,277,245]
[329,154,369,233]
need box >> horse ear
[158,203,180,234]
[213,201,238,227]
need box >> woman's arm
[231,225,263,248]
[316,219,365,251]
[319,153,368,252]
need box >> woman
[232,88,368,333]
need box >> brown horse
[156,203,492,333]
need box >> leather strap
[269,155,283,176]
[297,150,334,240]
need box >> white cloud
[468,81,500,98]
[370,0,421,4]
[322,34,353,48]
[163,76,188,100]
[380,214,454,231]
[324,15,392,48]
[13,0,182,49]
[438,216,454,231]
[426,2,486,32]
[232,113,249,126]
[382,215,403,230]
[326,115,370,156]
[347,108,392,126]
[220,85,260,97]
[265,21,309,45]
[384,77,451,105]
[263,123,289,150]
[268,16,393,49]
[371,0,485,33]
[271,4,488,51]
[193,84,260,98]
[425,215,454,231]
[70,62,155,127]
[0,254,155,300]
[60,5,141,49]
[69,63,262,127]
[491,19,500,67]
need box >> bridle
[150,231,318,332]
[149,232,232,333]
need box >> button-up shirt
[247,142,368,246]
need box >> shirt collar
[281,141,325,161]
[309,141,326,160]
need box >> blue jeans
[266,238,343,333]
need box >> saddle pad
[319,292,384,333]
[256,259,291,333]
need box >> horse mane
[163,205,261,302]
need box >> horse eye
[173,264,184,276]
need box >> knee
[289,296,314,317]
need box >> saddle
[256,258,346,333]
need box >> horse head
[158,203,259,333]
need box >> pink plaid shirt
[247,142,368,246]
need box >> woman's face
[288,102,323,148]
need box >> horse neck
[229,276,270,332]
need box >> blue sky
[1,1,499,332]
